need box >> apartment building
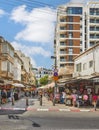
[73,43,99,78]
[0,36,14,80]
[55,1,99,69]
[32,67,52,86]
[13,52,23,82]
[33,67,52,80]
[16,50,35,85]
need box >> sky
[0,0,93,69]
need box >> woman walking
[92,94,98,111]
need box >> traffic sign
[53,76,58,81]
[54,72,58,76]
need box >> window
[96,19,99,23]
[1,61,7,71]
[96,34,99,38]
[90,26,95,31]
[68,56,73,61]
[60,42,65,46]
[10,49,14,58]
[60,57,66,62]
[60,26,66,30]
[60,49,65,54]
[90,19,95,23]
[89,60,93,68]
[90,8,99,15]
[68,40,73,46]
[90,34,94,38]
[60,19,66,22]
[2,44,7,53]
[60,64,65,67]
[69,32,73,38]
[80,41,82,45]
[68,16,73,22]
[90,42,95,47]
[83,63,87,70]
[60,34,66,38]
[96,27,99,31]
[80,17,82,20]
[80,25,82,29]
[68,24,73,30]
[68,48,73,54]
[67,7,82,14]
[76,63,82,72]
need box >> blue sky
[0,0,87,69]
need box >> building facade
[55,1,99,69]
[13,52,22,82]
[33,67,52,80]
[73,44,99,78]
[16,50,34,85]
[0,36,14,80]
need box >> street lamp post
[51,56,58,106]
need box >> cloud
[11,41,51,57]
[10,5,56,44]
[0,9,5,17]
[70,0,85,3]
[11,41,51,67]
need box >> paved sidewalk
[0,96,99,113]
[26,96,99,112]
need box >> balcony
[59,52,67,56]
[90,12,99,16]
[59,27,66,33]
[90,29,99,31]
[60,19,66,24]
[60,45,67,48]
[90,36,99,40]
[60,59,66,63]
[60,34,67,40]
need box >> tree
[39,75,48,85]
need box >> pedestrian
[1,89,7,104]
[62,91,66,104]
[72,92,77,107]
[92,94,98,111]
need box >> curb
[0,107,26,111]
[0,107,97,112]
[27,107,95,112]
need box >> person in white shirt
[62,91,66,104]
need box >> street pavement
[0,96,99,114]
[0,97,99,130]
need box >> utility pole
[51,56,58,106]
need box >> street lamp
[51,56,58,106]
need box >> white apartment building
[13,52,22,82]
[33,67,52,80]
[55,1,99,69]
[16,50,31,73]
[73,43,99,78]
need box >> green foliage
[39,75,48,85]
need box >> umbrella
[12,83,25,88]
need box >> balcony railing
[60,59,66,62]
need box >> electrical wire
[0,0,57,15]
[0,0,69,15]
